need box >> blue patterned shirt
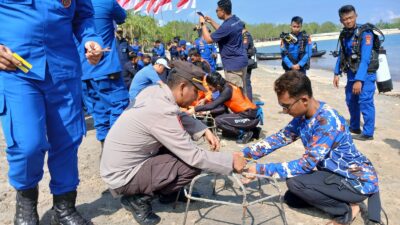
[242,102,379,195]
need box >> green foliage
[376,18,400,29]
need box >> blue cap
[179,40,187,46]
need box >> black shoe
[14,187,39,225]
[236,131,254,144]
[352,134,374,141]
[120,194,160,225]
[159,189,201,204]
[349,128,362,134]
[252,127,262,140]
[51,191,89,225]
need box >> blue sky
[150,0,400,25]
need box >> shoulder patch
[308,37,312,44]
[365,34,372,46]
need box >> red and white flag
[153,0,172,14]
[176,0,196,13]
[117,0,131,9]
[133,0,149,13]
[145,0,158,14]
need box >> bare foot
[326,204,360,225]
[350,203,360,221]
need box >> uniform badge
[365,34,372,45]
[61,0,71,8]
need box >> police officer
[116,27,134,68]
[152,40,165,58]
[0,1,103,225]
[280,16,312,75]
[333,5,376,141]
[101,61,247,225]
[78,0,130,147]
[199,0,248,96]
[178,39,189,61]
[194,25,217,73]
[131,38,142,54]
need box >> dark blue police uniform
[334,26,376,137]
[281,32,312,74]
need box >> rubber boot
[14,187,39,225]
[120,194,160,225]
[50,191,88,225]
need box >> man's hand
[204,16,213,23]
[232,152,247,173]
[204,129,220,151]
[186,107,195,116]
[196,99,206,106]
[84,41,103,65]
[242,164,257,184]
[0,45,22,71]
[199,16,205,24]
[352,81,362,95]
[333,75,340,88]
[291,64,300,70]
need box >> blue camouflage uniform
[77,0,129,142]
[334,26,376,137]
[0,0,102,194]
[195,37,217,72]
[281,32,312,74]
[242,102,379,195]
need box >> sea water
[257,34,400,82]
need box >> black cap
[172,60,206,91]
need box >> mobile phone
[196,11,204,17]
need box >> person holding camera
[198,0,248,96]
[280,16,312,75]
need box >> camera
[280,32,298,44]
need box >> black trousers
[114,152,201,197]
[215,109,259,136]
[285,171,367,224]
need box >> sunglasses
[279,98,301,112]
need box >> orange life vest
[224,84,257,113]
[191,76,213,106]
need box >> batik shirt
[242,102,379,195]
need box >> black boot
[14,187,39,225]
[120,194,160,225]
[51,191,88,225]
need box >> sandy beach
[1,65,400,225]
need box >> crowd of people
[0,0,382,225]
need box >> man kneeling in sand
[242,71,381,225]
[100,60,247,225]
